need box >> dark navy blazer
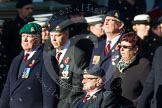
[0,47,59,108]
[89,37,121,89]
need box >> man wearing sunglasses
[89,10,125,89]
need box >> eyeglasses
[118,45,134,49]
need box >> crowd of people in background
[0,0,162,108]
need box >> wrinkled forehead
[50,31,65,35]
[83,74,98,78]
[21,33,39,37]
[104,16,120,22]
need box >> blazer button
[10,97,13,101]
[18,98,22,102]
[27,86,31,90]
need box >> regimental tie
[83,94,90,103]
[104,41,111,56]
[56,52,62,62]
[23,53,30,61]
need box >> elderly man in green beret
[0,23,59,108]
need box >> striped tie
[104,41,111,56]
[23,53,29,61]
[83,94,90,103]
[56,52,62,62]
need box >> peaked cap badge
[56,25,61,31]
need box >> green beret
[19,23,42,35]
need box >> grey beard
[83,84,97,91]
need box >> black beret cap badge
[56,25,61,31]
[114,12,119,18]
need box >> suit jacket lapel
[59,46,72,74]
[10,48,42,95]
[101,37,121,64]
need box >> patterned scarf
[117,56,136,73]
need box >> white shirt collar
[56,40,71,64]
[106,34,122,49]
[87,89,101,100]
[24,46,40,60]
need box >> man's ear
[96,78,104,86]
[134,46,139,54]
[34,36,41,45]
[65,29,69,39]
[118,22,124,30]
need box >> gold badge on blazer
[92,56,100,64]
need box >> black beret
[84,66,105,77]
[105,10,124,22]
[16,0,32,8]
[48,15,72,32]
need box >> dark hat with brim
[105,10,124,22]
[132,14,151,25]
[83,66,105,77]
[48,15,72,32]
[19,23,42,35]
[16,0,32,8]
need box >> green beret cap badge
[19,23,42,35]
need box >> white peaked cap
[132,14,151,25]
[85,15,105,25]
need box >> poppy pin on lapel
[115,45,119,50]
[64,57,70,64]
[29,60,35,67]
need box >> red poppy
[115,45,119,50]
[64,57,70,64]
[29,60,35,67]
